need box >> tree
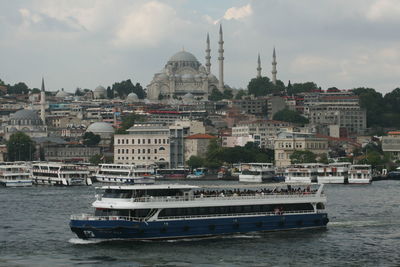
[247,77,271,97]
[112,79,145,99]
[273,108,309,124]
[235,89,247,100]
[209,88,224,101]
[186,156,204,169]
[30,88,41,94]
[74,88,85,96]
[8,82,30,95]
[318,154,329,164]
[290,150,317,164]
[7,132,36,161]
[106,86,113,99]
[352,87,385,127]
[82,132,101,146]
[89,154,103,165]
[288,82,319,95]
[223,88,233,99]
[115,113,146,134]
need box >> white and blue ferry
[70,183,329,240]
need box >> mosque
[147,25,226,100]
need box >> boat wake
[68,238,106,245]
[329,220,398,228]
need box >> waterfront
[1,181,400,266]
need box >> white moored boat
[348,165,372,184]
[239,163,275,183]
[95,164,155,184]
[31,162,92,186]
[0,162,32,187]
[285,164,320,183]
[317,162,351,184]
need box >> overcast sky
[1,0,400,94]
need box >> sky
[1,0,400,94]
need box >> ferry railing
[70,209,325,222]
[132,192,324,203]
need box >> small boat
[348,165,372,184]
[385,171,400,180]
[285,164,320,183]
[31,162,91,186]
[0,163,32,187]
[70,183,329,240]
[239,163,275,183]
[317,163,351,184]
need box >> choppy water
[1,180,400,266]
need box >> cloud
[223,4,253,21]
[366,0,400,21]
[112,1,190,47]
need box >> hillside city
[1,27,399,173]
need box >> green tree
[30,88,41,94]
[186,156,204,169]
[7,132,36,161]
[290,150,317,164]
[235,89,247,100]
[112,79,145,99]
[8,82,30,95]
[247,77,271,97]
[82,132,101,146]
[106,86,113,99]
[318,154,329,164]
[115,113,146,134]
[352,87,385,127]
[89,154,103,165]
[209,88,224,101]
[288,82,319,95]
[273,108,309,124]
[223,88,234,99]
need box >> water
[1,181,400,266]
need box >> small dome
[94,86,106,93]
[12,109,41,121]
[56,89,70,98]
[126,92,139,103]
[183,93,194,99]
[86,122,114,133]
[169,51,198,62]
[208,73,218,82]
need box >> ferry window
[131,209,151,218]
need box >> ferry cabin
[285,164,320,183]
[348,165,372,184]
[0,163,32,187]
[95,164,155,184]
[317,163,351,184]
[31,162,91,186]
[70,183,328,240]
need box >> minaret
[40,77,46,125]
[218,24,224,91]
[272,47,277,85]
[205,33,211,74]
[257,53,262,78]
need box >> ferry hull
[317,177,346,184]
[0,180,32,187]
[70,213,328,240]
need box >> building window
[122,139,125,144]
[142,139,145,144]
[148,149,151,153]
[126,149,129,154]
[138,139,141,144]
[163,139,166,144]
[117,139,120,144]
[118,149,120,153]
[155,139,158,144]
[142,149,145,153]
[132,149,135,153]
[148,139,151,144]
[154,149,157,153]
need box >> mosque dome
[168,51,198,62]
[126,92,139,103]
[93,86,107,99]
[86,122,114,133]
[11,109,42,125]
[208,73,218,83]
[56,89,70,98]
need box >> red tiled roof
[185,134,217,139]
